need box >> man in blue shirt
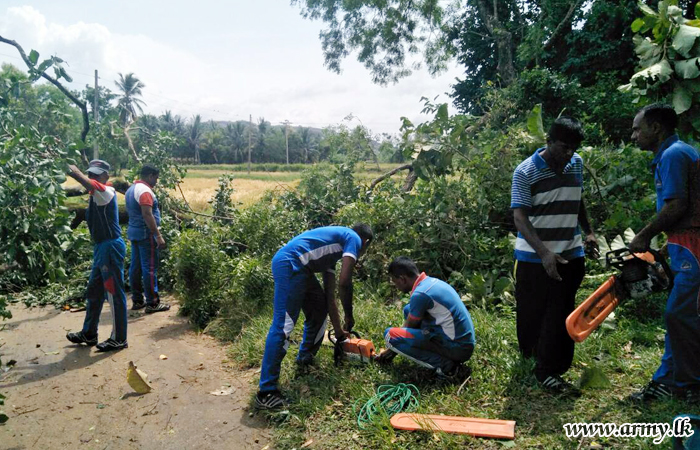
[65,160,128,352]
[628,103,700,402]
[510,117,598,395]
[125,164,170,313]
[256,224,373,409]
[375,257,475,381]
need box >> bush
[170,228,228,328]
[212,255,273,341]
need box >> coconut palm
[188,114,203,164]
[225,122,247,163]
[114,73,146,125]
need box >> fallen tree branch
[0,34,90,164]
[369,163,413,190]
[123,123,141,163]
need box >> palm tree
[114,73,146,125]
[225,122,247,163]
[188,114,203,164]
[257,117,269,163]
[298,127,317,163]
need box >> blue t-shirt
[85,180,121,244]
[651,135,699,212]
[277,226,362,273]
[407,276,475,345]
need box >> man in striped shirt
[511,117,598,395]
[256,224,373,409]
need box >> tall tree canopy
[292,0,699,114]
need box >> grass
[64,163,406,212]
[220,273,692,449]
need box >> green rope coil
[354,383,420,429]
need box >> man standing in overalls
[629,103,700,402]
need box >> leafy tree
[80,85,119,121]
[620,0,700,139]
[114,72,146,125]
[292,1,587,88]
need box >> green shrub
[170,228,228,328]
[212,254,274,341]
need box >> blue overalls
[384,274,475,373]
[650,136,700,390]
[82,181,127,342]
[259,226,362,393]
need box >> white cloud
[0,5,463,135]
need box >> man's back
[125,181,160,241]
[411,277,475,345]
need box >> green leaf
[667,5,683,23]
[493,277,512,296]
[28,49,39,65]
[37,59,53,74]
[674,57,700,78]
[639,0,657,17]
[630,59,673,85]
[578,366,612,389]
[673,83,693,113]
[526,103,545,144]
[436,103,448,121]
[696,2,700,19]
[58,67,73,83]
[633,36,662,64]
[631,18,646,32]
[672,25,700,58]
[0,412,8,424]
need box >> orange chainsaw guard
[390,413,516,439]
[566,275,620,343]
[341,338,376,361]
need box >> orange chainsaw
[328,330,376,365]
[566,248,672,343]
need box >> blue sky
[0,1,463,135]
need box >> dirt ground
[0,299,270,450]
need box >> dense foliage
[621,0,700,140]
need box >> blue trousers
[383,304,474,373]
[259,253,328,393]
[82,238,128,342]
[653,231,700,389]
[129,236,159,305]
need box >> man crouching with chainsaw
[256,224,373,409]
[629,103,700,402]
[375,257,475,382]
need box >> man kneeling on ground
[375,257,475,381]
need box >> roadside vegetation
[2,1,700,447]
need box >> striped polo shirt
[511,148,585,263]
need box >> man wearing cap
[125,164,170,313]
[65,160,128,351]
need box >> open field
[65,163,405,212]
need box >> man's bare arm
[629,198,688,253]
[140,204,166,249]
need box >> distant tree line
[1,64,402,169]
